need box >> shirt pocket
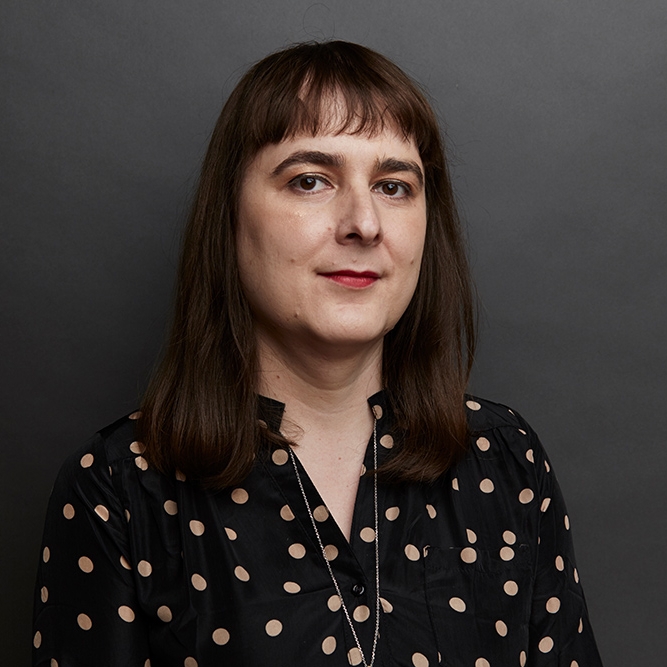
[424,545,534,667]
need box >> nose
[335,185,383,246]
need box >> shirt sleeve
[33,434,151,666]
[524,422,604,667]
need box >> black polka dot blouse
[33,392,603,666]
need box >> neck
[255,332,382,442]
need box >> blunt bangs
[235,42,440,163]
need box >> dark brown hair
[139,41,476,487]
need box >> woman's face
[236,126,427,355]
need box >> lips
[320,270,379,288]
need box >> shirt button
[351,583,365,596]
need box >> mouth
[319,270,380,288]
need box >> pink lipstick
[320,270,379,288]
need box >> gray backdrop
[2,0,665,664]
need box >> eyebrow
[271,151,344,176]
[270,150,424,188]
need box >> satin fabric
[33,392,603,666]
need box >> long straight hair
[139,41,476,487]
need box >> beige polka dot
[33,630,42,648]
[495,619,508,636]
[80,453,94,468]
[328,594,342,612]
[578,618,584,633]
[545,460,551,472]
[322,635,337,655]
[466,528,477,543]
[78,556,94,573]
[231,488,248,504]
[520,651,527,666]
[313,505,329,522]
[189,520,205,536]
[191,573,207,591]
[283,581,301,594]
[503,580,518,596]
[265,619,283,636]
[184,658,197,667]
[564,514,571,530]
[476,437,490,451]
[452,477,460,490]
[51,659,58,667]
[426,504,437,519]
[466,400,481,411]
[526,449,535,463]
[518,428,527,435]
[541,497,551,512]
[289,543,306,559]
[372,404,383,419]
[574,567,580,583]
[571,662,580,667]
[129,410,142,420]
[359,463,367,476]
[449,597,466,612]
[380,597,393,613]
[475,659,490,667]
[348,647,363,665]
[144,661,150,667]
[94,505,110,521]
[412,653,429,667]
[225,527,237,540]
[360,527,376,542]
[63,503,75,519]
[42,546,50,563]
[40,586,48,603]
[385,506,400,521]
[157,605,172,622]
[77,613,92,630]
[212,627,230,645]
[134,456,149,471]
[546,597,561,613]
[380,434,394,449]
[137,560,152,577]
[129,441,145,454]
[460,547,477,563]
[234,565,250,581]
[502,530,516,544]
[479,478,495,493]
[518,488,534,504]
[120,554,131,570]
[423,545,430,557]
[175,469,186,481]
[257,418,268,429]
[555,555,565,571]
[280,505,295,521]
[272,449,289,465]
[500,546,515,561]
[324,544,338,561]
[163,500,178,515]
[124,509,131,522]
[539,636,554,653]
[404,544,421,561]
[118,605,135,622]
[353,604,370,622]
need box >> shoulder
[463,394,552,474]
[464,394,531,433]
[52,412,144,506]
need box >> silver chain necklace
[287,418,381,667]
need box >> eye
[289,175,329,193]
[375,181,411,198]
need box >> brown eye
[378,181,409,197]
[299,176,317,190]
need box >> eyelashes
[287,174,414,198]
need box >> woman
[33,41,603,666]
